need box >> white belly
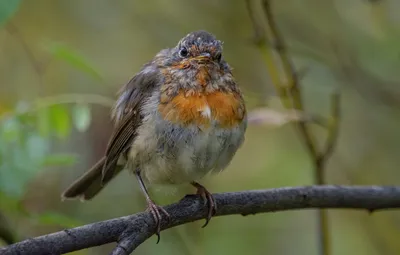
[128,112,246,185]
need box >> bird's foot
[191,182,217,228]
[145,199,170,243]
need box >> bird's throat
[196,66,210,87]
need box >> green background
[1,0,400,254]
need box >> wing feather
[101,64,160,184]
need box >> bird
[61,30,247,242]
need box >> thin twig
[262,0,318,157]
[6,22,51,77]
[251,1,343,255]
[2,185,400,255]
[245,0,265,44]
[314,92,340,255]
[317,91,341,172]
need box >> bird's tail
[61,157,123,201]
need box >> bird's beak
[192,53,211,64]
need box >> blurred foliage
[0,0,21,25]
[1,0,400,254]
[0,83,95,241]
[44,42,103,81]
[0,1,103,243]
[0,101,93,197]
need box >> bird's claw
[193,183,217,228]
[146,200,170,243]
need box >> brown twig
[246,1,342,254]
[316,91,341,173]
[261,0,318,157]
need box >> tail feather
[61,157,123,201]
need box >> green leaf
[50,105,71,139]
[31,212,81,228]
[26,134,49,163]
[0,192,26,215]
[71,103,91,132]
[0,0,21,26]
[40,153,76,167]
[0,166,25,198]
[1,117,20,142]
[45,43,102,80]
[36,107,51,137]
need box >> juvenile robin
[61,30,247,241]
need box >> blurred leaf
[14,101,30,114]
[247,107,307,127]
[0,103,11,116]
[45,43,102,80]
[0,161,26,198]
[0,211,16,245]
[36,107,51,137]
[40,153,76,167]
[50,105,71,139]
[0,102,78,199]
[0,192,25,215]
[31,212,81,228]
[71,103,91,132]
[0,134,49,197]
[26,134,48,163]
[1,117,20,142]
[0,0,21,26]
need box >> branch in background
[1,186,400,255]
[0,212,15,245]
[316,91,341,172]
[245,0,265,44]
[246,1,342,255]
[261,0,318,157]
[6,22,50,78]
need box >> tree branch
[1,185,400,255]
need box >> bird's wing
[101,65,160,184]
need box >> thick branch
[2,185,400,255]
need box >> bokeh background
[1,0,400,254]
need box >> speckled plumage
[111,30,247,185]
[62,30,247,238]
[129,87,246,185]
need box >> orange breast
[158,90,245,128]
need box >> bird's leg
[134,169,170,243]
[190,181,217,228]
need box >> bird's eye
[215,53,222,62]
[179,47,188,58]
